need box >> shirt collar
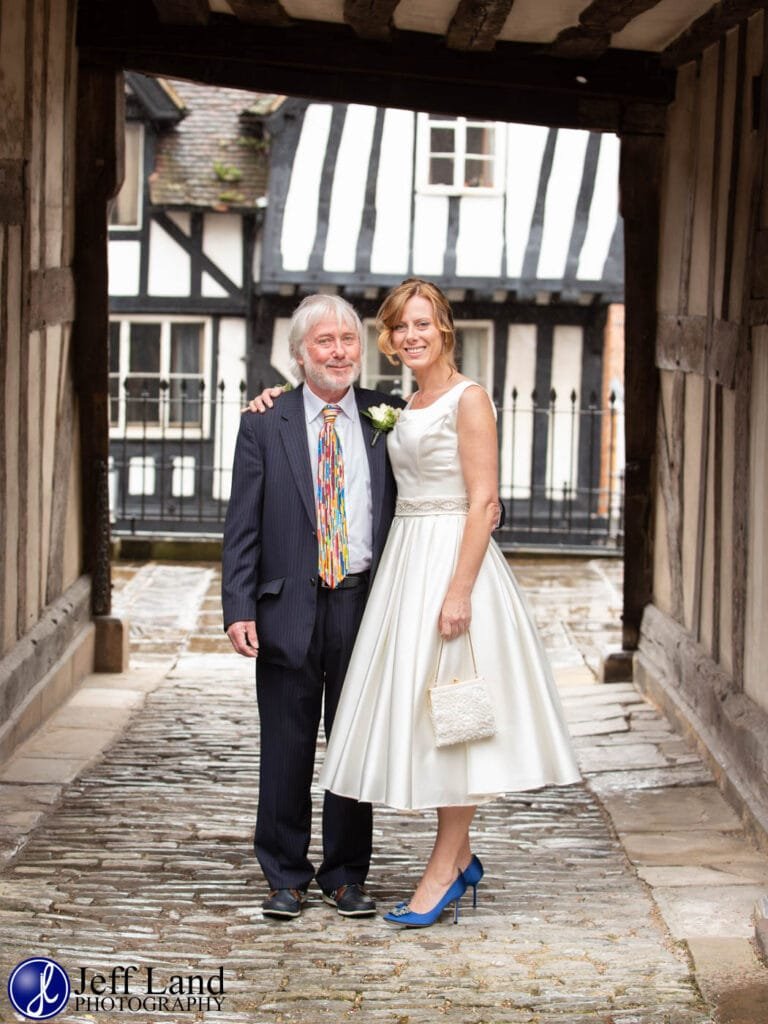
[303,384,358,424]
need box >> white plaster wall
[148,221,190,296]
[324,105,377,272]
[370,109,414,276]
[456,196,504,278]
[281,104,333,271]
[213,317,248,501]
[505,124,549,277]
[499,323,537,499]
[269,317,297,386]
[203,213,242,287]
[577,134,620,280]
[537,131,590,280]
[412,194,448,277]
[547,326,583,496]
[202,273,228,298]
[108,240,141,295]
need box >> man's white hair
[288,294,364,381]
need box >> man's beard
[303,354,362,393]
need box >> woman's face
[390,295,446,372]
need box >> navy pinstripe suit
[222,384,402,892]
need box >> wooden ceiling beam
[151,0,210,26]
[343,0,400,42]
[77,2,674,132]
[225,0,292,28]
[664,0,766,66]
[446,0,516,51]
[550,0,666,60]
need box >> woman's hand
[438,589,471,640]
[242,384,289,413]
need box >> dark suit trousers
[254,583,372,892]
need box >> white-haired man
[222,294,404,920]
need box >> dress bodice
[387,380,488,499]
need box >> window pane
[125,376,160,424]
[455,326,489,384]
[464,158,494,188]
[129,323,161,373]
[110,122,142,227]
[109,322,121,372]
[429,157,454,186]
[171,323,203,374]
[466,125,495,156]
[430,126,455,154]
[109,376,120,425]
[169,379,203,426]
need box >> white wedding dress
[319,380,581,810]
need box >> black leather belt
[320,571,370,590]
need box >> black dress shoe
[262,888,305,919]
[321,883,376,917]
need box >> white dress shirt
[303,385,373,574]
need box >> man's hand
[227,620,260,657]
[243,385,288,414]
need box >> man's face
[298,317,362,395]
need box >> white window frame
[109,314,213,439]
[416,114,505,196]
[109,122,144,231]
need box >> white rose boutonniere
[362,403,401,446]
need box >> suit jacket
[222,384,404,668]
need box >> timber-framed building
[3,0,768,862]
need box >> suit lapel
[355,389,385,539]
[279,386,316,528]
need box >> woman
[316,279,581,927]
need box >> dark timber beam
[225,0,292,28]
[343,0,399,42]
[664,0,767,66]
[446,0,515,51]
[551,0,666,59]
[151,0,210,25]
[73,62,123,617]
[76,3,675,133]
[619,131,664,650]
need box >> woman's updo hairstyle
[376,278,458,371]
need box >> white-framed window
[109,121,144,229]
[417,114,504,194]
[108,316,212,437]
[361,319,493,395]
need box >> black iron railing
[109,379,624,550]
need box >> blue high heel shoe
[383,874,467,928]
[462,854,484,908]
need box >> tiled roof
[149,79,281,211]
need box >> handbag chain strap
[430,630,479,687]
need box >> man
[222,294,403,920]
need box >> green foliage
[217,190,246,204]
[212,160,243,183]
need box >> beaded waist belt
[395,497,470,516]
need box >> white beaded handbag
[427,631,497,748]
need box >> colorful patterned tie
[317,405,349,588]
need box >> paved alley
[1,558,766,1023]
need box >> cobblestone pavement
[1,558,766,1023]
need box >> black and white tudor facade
[108,81,625,544]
